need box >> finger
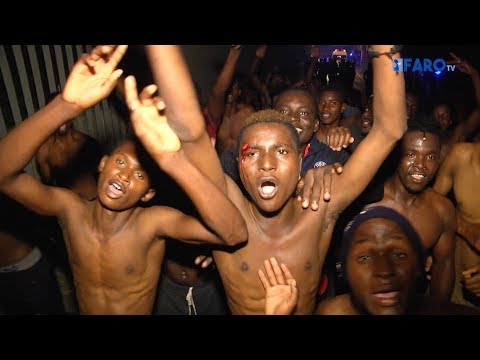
[462,268,479,278]
[102,69,124,94]
[138,84,158,104]
[348,135,355,144]
[124,76,140,112]
[322,167,333,202]
[301,170,314,208]
[153,96,167,111]
[264,258,277,286]
[449,52,460,62]
[270,257,286,285]
[310,168,324,210]
[296,177,304,201]
[289,279,298,303]
[106,45,128,70]
[280,263,294,281]
[258,269,270,290]
[333,162,343,174]
[88,45,108,62]
[195,255,206,265]
[201,257,213,268]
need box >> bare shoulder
[425,189,456,226]
[316,294,354,315]
[449,142,475,162]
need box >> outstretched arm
[207,45,243,126]
[0,45,127,216]
[125,76,247,246]
[144,45,227,193]
[330,45,406,213]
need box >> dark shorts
[0,250,64,314]
[153,273,229,315]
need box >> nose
[259,152,276,172]
[118,170,130,183]
[412,154,426,170]
[373,254,395,279]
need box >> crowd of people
[0,44,479,315]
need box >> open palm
[63,45,127,110]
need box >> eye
[135,172,144,180]
[357,255,370,262]
[300,111,310,117]
[277,149,288,155]
[427,154,436,160]
[116,158,125,165]
[279,109,288,114]
[407,152,415,158]
[393,251,406,259]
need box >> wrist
[57,93,84,117]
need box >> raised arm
[330,45,407,212]
[0,45,127,216]
[125,76,247,246]
[207,45,243,126]
[144,45,227,192]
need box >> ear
[98,155,109,172]
[341,102,347,114]
[141,188,156,203]
[313,118,320,133]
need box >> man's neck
[387,175,420,208]
[247,196,298,238]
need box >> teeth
[295,127,302,133]
[262,185,275,195]
[113,183,122,190]
[411,174,425,180]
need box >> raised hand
[297,163,343,209]
[448,52,478,77]
[256,45,268,59]
[258,257,298,315]
[124,76,181,158]
[326,126,355,151]
[63,45,127,110]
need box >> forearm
[430,261,455,301]
[144,45,205,142]
[371,45,406,140]
[157,150,247,246]
[0,95,80,183]
[212,49,241,97]
[457,216,480,252]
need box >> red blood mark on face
[241,143,249,162]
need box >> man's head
[396,114,442,193]
[97,138,157,211]
[342,206,425,315]
[237,109,302,213]
[360,95,374,136]
[406,91,419,119]
[317,85,346,126]
[274,88,319,146]
[432,103,453,132]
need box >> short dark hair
[407,113,442,138]
[317,84,345,103]
[236,109,301,154]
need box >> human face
[97,141,155,211]
[433,104,452,132]
[346,218,420,315]
[360,99,374,136]
[317,90,345,126]
[406,93,418,119]
[397,131,440,193]
[239,123,302,213]
[274,90,319,146]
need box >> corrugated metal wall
[0,45,128,178]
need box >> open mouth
[372,291,400,306]
[410,173,426,183]
[106,180,125,199]
[257,177,278,199]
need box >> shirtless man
[434,141,480,307]
[145,44,406,314]
[361,115,456,301]
[0,45,247,314]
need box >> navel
[240,262,249,272]
[126,265,134,274]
